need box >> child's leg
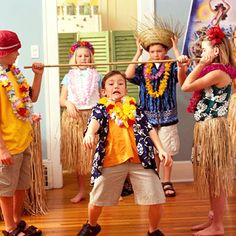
[193,194,225,236]
[162,158,173,183]
[148,204,163,233]
[70,172,85,203]
[0,196,16,231]
[88,203,103,226]
[13,189,26,223]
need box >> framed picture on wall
[183,0,236,57]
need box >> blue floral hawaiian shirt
[129,62,179,127]
[86,103,159,185]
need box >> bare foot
[191,221,212,231]
[119,196,123,201]
[192,225,224,236]
[70,193,85,203]
[192,211,214,231]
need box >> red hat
[0,30,21,57]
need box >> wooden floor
[1,173,236,236]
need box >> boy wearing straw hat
[125,19,184,197]
[0,30,44,236]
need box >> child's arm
[176,55,190,86]
[0,130,12,165]
[30,63,44,102]
[60,85,77,118]
[149,128,172,166]
[83,119,100,149]
[125,39,143,79]
[181,55,228,92]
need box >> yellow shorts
[0,146,31,196]
[90,161,165,206]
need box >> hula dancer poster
[183,0,236,57]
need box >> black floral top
[194,84,231,121]
[87,103,158,185]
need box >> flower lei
[187,64,236,113]
[99,96,136,128]
[144,62,172,98]
[69,40,95,59]
[206,25,225,46]
[68,68,99,106]
[0,65,32,121]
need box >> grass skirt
[61,109,94,174]
[192,117,234,198]
[227,93,236,157]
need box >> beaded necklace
[0,65,32,121]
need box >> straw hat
[0,30,21,57]
[136,16,183,51]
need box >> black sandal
[17,221,42,236]
[2,227,23,236]
[162,182,176,197]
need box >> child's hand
[171,35,178,50]
[158,150,173,167]
[135,38,143,56]
[177,55,190,68]
[199,55,214,66]
[83,133,96,149]
[65,100,77,118]
[0,148,12,165]
[32,62,44,75]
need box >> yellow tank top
[0,71,32,154]
[103,119,140,167]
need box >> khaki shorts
[90,161,165,206]
[0,146,32,196]
[155,124,180,156]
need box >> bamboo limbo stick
[24,58,199,69]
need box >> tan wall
[100,0,137,31]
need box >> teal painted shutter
[111,31,139,101]
[58,33,77,82]
[77,31,110,76]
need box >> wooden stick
[24,58,199,69]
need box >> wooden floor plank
[1,173,235,236]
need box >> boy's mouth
[113,91,120,94]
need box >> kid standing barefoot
[179,25,236,236]
[60,40,101,203]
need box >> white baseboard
[159,161,194,183]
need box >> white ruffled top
[61,68,101,110]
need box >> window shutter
[111,31,139,101]
[77,31,110,76]
[58,33,77,82]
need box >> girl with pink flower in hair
[60,40,101,203]
[178,25,236,236]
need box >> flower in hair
[68,41,95,58]
[206,26,225,46]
